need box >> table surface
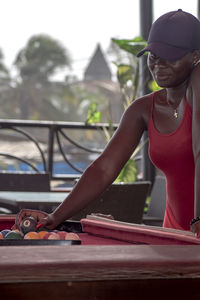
[1,224,200,282]
[1,215,200,299]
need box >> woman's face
[147,52,195,88]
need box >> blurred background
[0,0,198,186]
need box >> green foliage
[111,37,147,109]
[85,36,148,183]
[85,102,102,124]
[0,49,10,85]
[115,64,135,88]
[106,36,151,183]
[112,37,147,56]
[14,34,71,81]
[85,102,115,143]
[115,159,138,183]
[143,196,151,214]
[6,34,74,120]
[148,80,161,92]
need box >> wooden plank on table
[81,215,200,245]
[1,245,200,283]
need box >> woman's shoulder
[129,92,153,110]
[122,92,155,128]
[127,91,161,116]
[126,90,165,125]
[129,90,164,108]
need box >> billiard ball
[57,231,67,240]
[24,232,40,239]
[1,229,11,238]
[5,231,23,240]
[65,232,80,240]
[20,217,37,235]
[43,232,60,240]
[48,233,60,240]
[37,230,49,239]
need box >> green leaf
[116,64,135,87]
[143,196,151,214]
[85,102,102,124]
[115,159,138,183]
[148,80,161,92]
[112,36,147,56]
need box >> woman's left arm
[190,63,200,218]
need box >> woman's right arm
[15,97,149,229]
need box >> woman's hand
[12,209,57,231]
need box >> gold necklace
[166,97,179,118]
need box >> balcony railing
[0,119,122,186]
[0,119,144,189]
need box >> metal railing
[0,119,121,185]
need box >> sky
[0,0,198,80]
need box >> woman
[14,9,200,233]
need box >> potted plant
[86,36,148,183]
[68,37,152,224]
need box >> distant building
[84,44,112,81]
[81,43,124,123]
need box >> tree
[14,34,71,82]
[12,34,73,119]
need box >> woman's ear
[193,50,200,67]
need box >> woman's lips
[154,72,170,81]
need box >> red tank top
[148,93,194,230]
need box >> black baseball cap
[137,9,200,61]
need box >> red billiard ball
[37,231,49,239]
[57,231,67,240]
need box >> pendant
[174,110,178,118]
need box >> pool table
[1,214,200,299]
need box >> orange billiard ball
[24,232,40,239]
[37,231,49,239]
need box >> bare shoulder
[126,93,152,113]
[122,93,154,128]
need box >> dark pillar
[139,0,155,185]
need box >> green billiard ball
[5,231,23,240]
